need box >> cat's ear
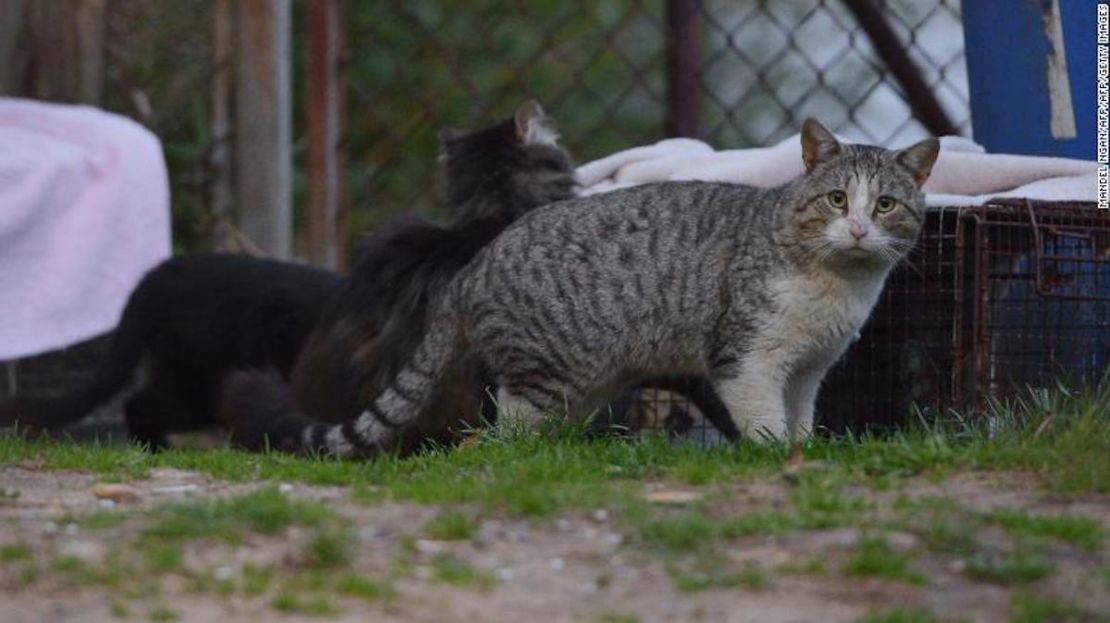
[895,137,940,188]
[800,118,841,173]
[514,100,559,146]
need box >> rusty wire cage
[633,201,1110,441]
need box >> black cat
[0,254,341,448]
[219,100,581,451]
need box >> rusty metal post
[666,0,701,139]
[306,0,348,269]
[841,0,958,137]
[210,0,234,224]
[235,0,293,258]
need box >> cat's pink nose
[848,221,868,240]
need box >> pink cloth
[0,98,171,360]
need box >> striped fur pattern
[255,120,940,458]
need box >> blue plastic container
[962,0,1104,159]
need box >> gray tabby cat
[225,119,938,457]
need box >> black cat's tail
[221,309,464,460]
[0,281,157,432]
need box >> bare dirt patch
[0,465,1106,623]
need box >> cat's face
[788,119,938,270]
[438,100,576,214]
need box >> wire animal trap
[634,200,1108,441]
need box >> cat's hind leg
[494,387,547,434]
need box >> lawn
[0,382,1106,622]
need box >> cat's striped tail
[220,311,462,460]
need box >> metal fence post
[235,0,293,258]
[306,0,348,269]
[666,0,702,139]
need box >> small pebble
[278,483,295,494]
[494,567,514,582]
[152,484,200,496]
[555,519,573,531]
[214,565,234,581]
[44,521,58,534]
[358,525,382,541]
[549,557,565,571]
[97,499,117,510]
[59,539,105,563]
[415,539,448,555]
[591,509,609,523]
[64,523,79,536]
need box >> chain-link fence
[347,0,970,233]
[76,0,972,252]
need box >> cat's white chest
[761,271,886,363]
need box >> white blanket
[577,133,1098,206]
[0,98,171,360]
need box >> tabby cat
[220,119,939,457]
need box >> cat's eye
[875,196,897,214]
[826,190,848,210]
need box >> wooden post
[23,0,106,103]
[0,0,29,95]
[306,0,348,268]
[235,0,293,258]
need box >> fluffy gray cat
[224,119,939,457]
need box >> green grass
[984,508,1103,551]
[1010,592,1086,623]
[0,381,1105,518]
[843,535,926,585]
[423,509,480,540]
[147,606,179,622]
[855,608,938,623]
[142,543,184,574]
[671,561,768,592]
[430,553,494,588]
[56,510,130,531]
[0,544,32,563]
[304,529,354,570]
[240,563,275,597]
[142,487,332,544]
[965,549,1054,585]
[336,574,394,602]
[271,590,340,616]
[0,382,1106,603]
[595,613,640,623]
